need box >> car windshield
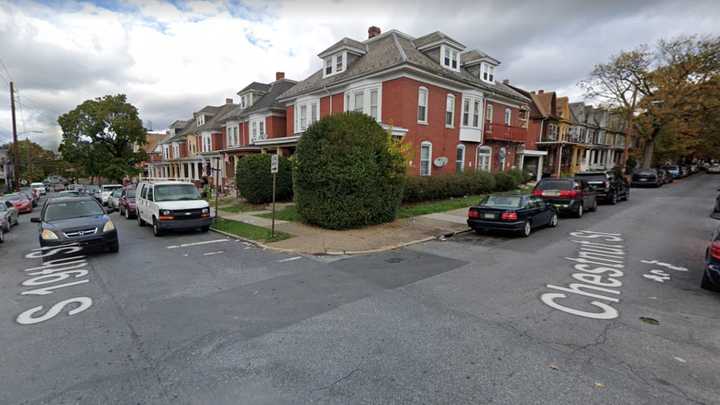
[154,184,201,202]
[537,180,573,190]
[480,195,523,208]
[85,186,99,192]
[5,194,25,201]
[44,200,104,221]
[636,170,655,175]
[102,185,122,191]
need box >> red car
[118,187,137,219]
[3,193,33,214]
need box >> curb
[210,226,471,256]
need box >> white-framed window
[202,134,212,152]
[481,63,495,83]
[251,121,258,142]
[456,144,465,173]
[498,147,507,170]
[322,52,346,78]
[477,146,491,172]
[227,124,240,147]
[486,103,494,123]
[162,144,169,159]
[420,141,432,176]
[461,95,483,129]
[445,94,455,128]
[344,84,382,122]
[504,108,511,126]
[441,45,459,71]
[250,117,266,143]
[417,86,428,123]
[196,114,205,127]
[294,98,320,133]
[172,143,179,158]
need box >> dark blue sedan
[468,194,559,237]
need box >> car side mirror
[30,217,41,223]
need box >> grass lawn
[217,200,266,213]
[211,218,291,243]
[257,205,303,222]
[397,194,486,218]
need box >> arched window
[420,141,432,176]
[476,146,492,172]
[456,144,465,173]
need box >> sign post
[270,154,278,239]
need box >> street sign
[270,154,279,174]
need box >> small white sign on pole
[270,154,279,174]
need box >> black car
[656,168,673,184]
[532,177,597,218]
[468,194,558,237]
[574,171,629,204]
[31,196,118,252]
[702,225,720,291]
[631,169,663,187]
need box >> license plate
[640,178,647,181]
[544,190,560,197]
[483,213,496,219]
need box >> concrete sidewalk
[217,206,470,255]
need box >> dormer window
[481,63,495,83]
[322,52,346,78]
[441,45,459,72]
[196,114,205,127]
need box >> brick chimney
[538,89,544,94]
[225,98,233,104]
[368,26,381,39]
[275,71,285,81]
[502,79,510,85]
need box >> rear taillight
[711,241,720,260]
[501,211,518,221]
[468,209,479,219]
[559,190,578,198]
[531,190,543,197]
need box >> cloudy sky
[0,0,718,149]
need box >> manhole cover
[640,317,659,325]
[385,257,404,264]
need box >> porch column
[536,156,544,182]
[570,147,578,174]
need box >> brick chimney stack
[538,89,544,94]
[368,26,381,39]
[225,98,233,104]
[276,71,285,81]
[502,79,510,85]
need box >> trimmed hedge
[235,154,293,204]
[293,112,406,230]
[402,172,496,203]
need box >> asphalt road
[1,174,719,404]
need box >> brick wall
[179,143,188,158]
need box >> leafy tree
[58,94,147,182]
[3,140,59,182]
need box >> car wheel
[590,198,598,212]
[0,227,4,243]
[549,213,558,227]
[521,220,532,237]
[152,218,163,237]
[701,272,718,291]
[201,226,210,233]
[125,208,131,220]
[609,192,618,205]
[575,203,584,218]
[137,213,145,227]
[108,241,119,253]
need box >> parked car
[136,181,211,236]
[118,187,137,219]
[468,194,558,237]
[574,171,629,204]
[631,169,663,187]
[53,182,65,192]
[657,168,674,184]
[702,224,720,292]
[532,178,597,218]
[708,164,720,174]
[100,184,123,206]
[20,189,38,207]
[0,200,19,231]
[665,165,681,178]
[3,193,33,213]
[84,185,101,201]
[31,182,46,196]
[31,196,118,252]
[0,216,5,243]
[107,189,123,212]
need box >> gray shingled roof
[237,81,270,95]
[279,30,528,104]
[219,79,298,122]
[461,49,500,65]
[318,37,366,57]
[413,31,465,49]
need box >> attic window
[196,114,205,127]
[323,52,346,78]
[441,45,459,72]
[481,63,495,83]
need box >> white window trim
[456,144,465,173]
[226,122,240,147]
[417,86,428,124]
[202,133,212,152]
[196,114,205,127]
[480,63,495,84]
[249,115,267,143]
[461,94,483,129]
[420,141,432,176]
[322,51,347,78]
[294,97,320,133]
[486,104,494,124]
[477,146,492,172]
[504,108,512,126]
[445,94,455,128]
[344,82,382,123]
[440,44,460,72]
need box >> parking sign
[271,154,279,174]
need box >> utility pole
[10,81,19,191]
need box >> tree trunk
[641,137,655,168]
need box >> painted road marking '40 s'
[15,244,94,326]
[539,230,626,320]
[640,259,687,283]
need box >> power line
[0,58,13,82]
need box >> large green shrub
[235,154,293,204]
[293,112,406,229]
[494,172,517,191]
[402,172,496,203]
[507,168,528,185]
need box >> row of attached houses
[145,26,627,187]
